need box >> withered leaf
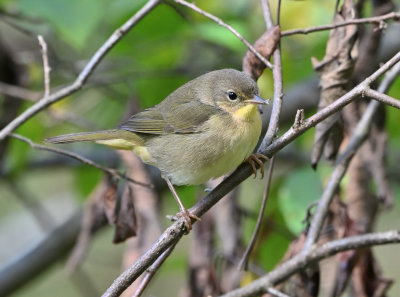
[113,183,137,243]
[311,0,358,168]
[242,26,280,81]
[103,175,119,224]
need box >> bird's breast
[155,106,262,185]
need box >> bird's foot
[247,153,269,178]
[176,209,201,234]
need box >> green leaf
[74,165,102,199]
[278,167,323,234]
[16,0,105,49]
[195,22,246,52]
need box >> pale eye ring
[227,91,238,101]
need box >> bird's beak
[245,95,270,105]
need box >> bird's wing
[119,100,221,135]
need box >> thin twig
[261,0,274,29]
[102,51,400,297]
[9,133,153,189]
[364,87,400,109]
[220,230,400,297]
[276,0,282,26]
[132,243,177,297]
[281,11,400,37]
[258,0,284,150]
[37,35,51,97]
[303,60,400,252]
[0,0,162,142]
[174,0,273,69]
[267,288,293,297]
[238,157,275,271]
[0,81,42,101]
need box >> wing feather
[119,100,221,135]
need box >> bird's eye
[227,91,238,101]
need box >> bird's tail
[45,129,144,150]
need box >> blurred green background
[0,0,399,296]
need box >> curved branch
[303,60,400,251]
[220,230,400,297]
[0,0,162,141]
[102,50,400,297]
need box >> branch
[9,133,152,189]
[0,82,42,101]
[102,51,400,297]
[281,10,400,37]
[0,0,162,141]
[303,60,400,251]
[174,0,273,69]
[267,288,293,297]
[258,0,284,150]
[364,87,400,109]
[37,35,51,97]
[132,244,176,297]
[219,230,400,297]
[0,211,82,296]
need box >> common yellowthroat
[46,69,268,231]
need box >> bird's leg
[164,178,200,234]
[247,153,269,179]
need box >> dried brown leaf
[264,234,318,297]
[351,250,393,297]
[242,26,280,81]
[113,184,138,243]
[311,0,358,168]
[103,175,119,224]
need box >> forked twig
[303,61,400,251]
[102,50,400,297]
[0,0,162,141]
[132,243,177,297]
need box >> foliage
[0,0,400,296]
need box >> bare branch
[174,0,273,69]
[281,10,400,37]
[37,35,51,97]
[9,133,152,189]
[219,230,400,297]
[101,49,400,297]
[0,0,162,141]
[0,81,42,101]
[258,0,284,151]
[303,59,400,251]
[132,244,176,297]
[267,288,293,297]
[0,211,82,296]
[364,87,400,109]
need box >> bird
[46,69,269,232]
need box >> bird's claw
[176,209,201,234]
[247,153,269,179]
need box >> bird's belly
[176,134,256,185]
[147,114,262,186]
